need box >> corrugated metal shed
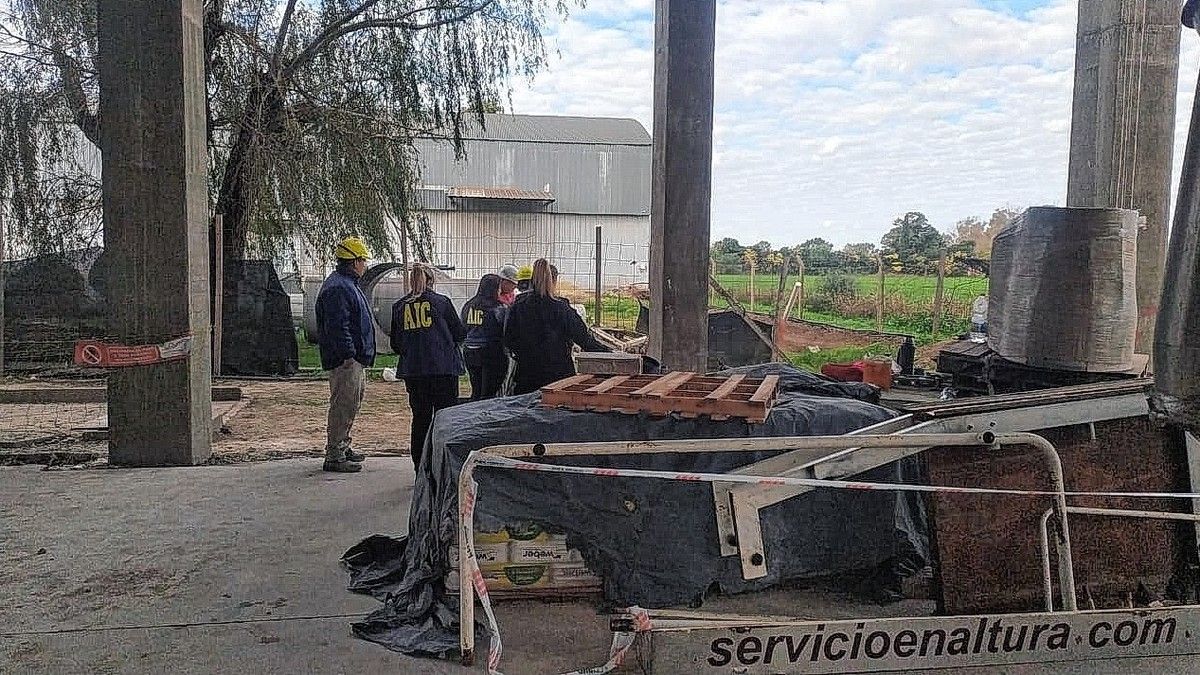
[415,113,651,216]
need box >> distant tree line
[711,207,1020,276]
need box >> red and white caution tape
[459,449,1200,674]
[472,453,1200,501]
[561,607,651,675]
[459,476,505,675]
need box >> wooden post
[749,260,756,310]
[797,259,805,320]
[594,225,602,326]
[213,214,224,377]
[932,250,947,338]
[709,258,716,308]
[876,254,885,332]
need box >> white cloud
[508,0,1200,247]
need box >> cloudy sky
[507,0,1200,248]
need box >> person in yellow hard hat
[315,236,375,473]
[516,265,533,294]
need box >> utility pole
[648,0,716,373]
[99,0,212,465]
[1067,0,1181,363]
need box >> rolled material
[989,206,1138,373]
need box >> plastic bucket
[861,358,892,391]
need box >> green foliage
[880,211,947,274]
[788,343,894,374]
[0,0,577,260]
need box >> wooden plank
[540,374,594,393]
[630,371,692,397]
[0,386,242,404]
[705,374,746,401]
[749,375,779,403]
[648,372,694,398]
[586,376,630,394]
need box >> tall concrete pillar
[98,0,212,465]
[648,0,715,373]
[1067,0,1181,360]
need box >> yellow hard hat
[335,236,371,260]
[516,265,533,281]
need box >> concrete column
[1067,0,1181,360]
[648,0,715,373]
[98,0,212,465]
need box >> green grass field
[582,273,988,346]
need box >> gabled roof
[437,113,651,146]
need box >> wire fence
[708,261,988,345]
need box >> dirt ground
[0,377,428,465]
[774,318,889,352]
[212,378,421,462]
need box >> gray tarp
[343,364,927,658]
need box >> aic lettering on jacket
[466,308,485,326]
[403,301,434,330]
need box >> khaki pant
[326,360,366,461]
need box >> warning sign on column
[74,336,194,368]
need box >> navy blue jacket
[390,290,466,377]
[462,276,505,350]
[315,267,377,370]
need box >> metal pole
[594,225,602,327]
[213,214,224,377]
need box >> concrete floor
[0,457,930,675]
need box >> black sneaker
[344,448,366,463]
[323,459,362,473]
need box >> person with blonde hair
[390,264,465,466]
[503,258,610,394]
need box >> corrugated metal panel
[422,210,649,290]
[445,113,651,146]
[415,137,650,216]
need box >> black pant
[464,346,506,401]
[404,375,459,467]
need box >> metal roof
[446,186,556,202]
[415,114,652,216]
[444,113,651,146]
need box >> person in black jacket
[460,274,507,400]
[390,264,465,466]
[503,258,610,395]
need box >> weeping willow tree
[0,0,575,263]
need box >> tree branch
[269,0,299,72]
[279,0,496,84]
[50,49,99,147]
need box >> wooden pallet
[539,372,780,423]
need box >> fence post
[932,250,947,338]
[796,259,805,320]
[594,225,603,326]
[709,258,716,308]
[213,214,224,378]
[876,254,885,332]
[749,259,756,309]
